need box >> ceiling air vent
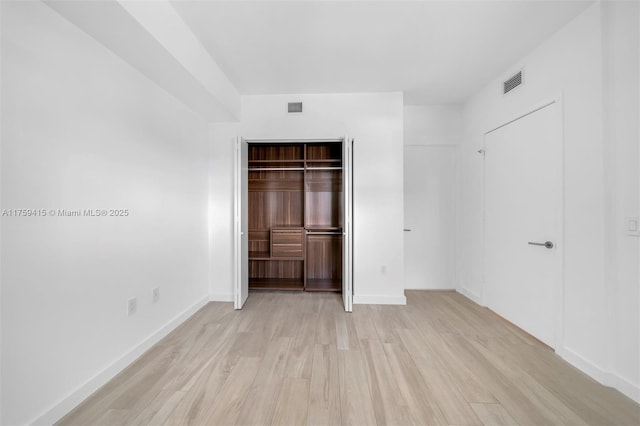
[288,102,303,114]
[503,70,523,95]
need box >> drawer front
[272,232,303,245]
[271,227,304,258]
[272,244,303,258]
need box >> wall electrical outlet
[127,297,137,316]
[381,265,387,274]
[152,287,160,303]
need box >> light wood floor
[58,291,640,426]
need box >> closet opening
[247,141,343,292]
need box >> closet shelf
[249,278,304,291]
[305,279,341,292]
[248,251,271,260]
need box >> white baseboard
[210,293,234,302]
[457,286,483,305]
[31,296,210,426]
[557,346,609,385]
[559,347,640,403]
[606,370,640,403]
[353,294,407,305]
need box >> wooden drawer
[271,227,304,259]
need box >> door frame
[233,137,354,312]
[482,94,565,351]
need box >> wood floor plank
[351,305,379,341]
[338,349,378,426]
[360,338,414,425]
[162,352,235,425]
[415,319,499,404]
[369,305,405,343]
[315,297,339,345]
[131,389,185,426]
[335,312,360,351]
[397,328,482,425]
[236,337,293,426]
[285,313,317,379]
[470,403,517,426]
[307,344,341,426]
[92,409,129,426]
[161,320,237,392]
[382,342,449,425]
[271,378,310,426]
[199,356,261,426]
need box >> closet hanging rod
[306,167,343,171]
[306,231,343,235]
[249,167,305,171]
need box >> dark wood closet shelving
[248,142,343,292]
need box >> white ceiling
[170,0,592,105]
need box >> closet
[247,141,343,292]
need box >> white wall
[1,2,211,424]
[404,105,462,147]
[459,1,639,402]
[601,0,640,400]
[403,106,462,290]
[210,93,406,305]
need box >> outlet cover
[152,287,160,303]
[127,297,137,316]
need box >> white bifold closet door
[342,136,354,312]
[234,137,249,310]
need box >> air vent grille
[288,102,303,113]
[503,71,523,94]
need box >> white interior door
[404,146,457,289]
[342,136,353,312]
[484,101,562,348]
[234,137,248,309]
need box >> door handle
[528,241,554,249]
[403,229,411,232]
